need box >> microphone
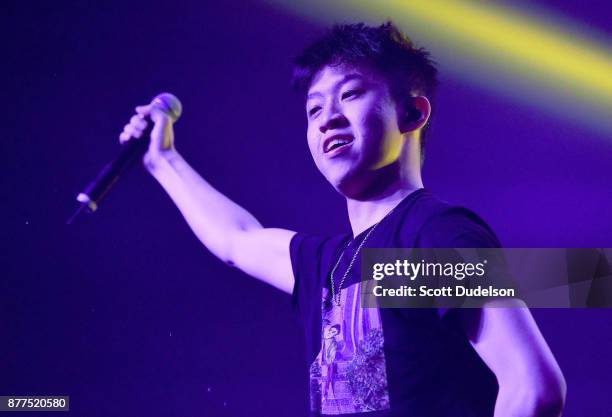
[67,92,182,224]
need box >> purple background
[3,0,611,415]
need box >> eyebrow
[307,73,365,100]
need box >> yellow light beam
[267,0,612,135]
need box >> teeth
[327,138,351,152]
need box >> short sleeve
[289,232,348,312]
[289,232,309,309]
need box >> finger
[151,112,173,150]
[119,128,139,143]
[123,123,145,140]
[135,104,152,117]
[119,131,130,144]
[130,114,148,130]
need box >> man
[321,322,341,401]
[120,22,565,416]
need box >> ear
[398,95,431,134]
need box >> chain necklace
[329,205,398,306]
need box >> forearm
[146,150,263,263]
[465,304,566,417]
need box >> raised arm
[119,103,296,294]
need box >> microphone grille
[151,92,183,122]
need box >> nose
[319,102,348,134]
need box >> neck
[346,177,423,237]
[344,133,424,236]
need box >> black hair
[292,21,438,158]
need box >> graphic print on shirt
[310,283,390,414]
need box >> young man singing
[120,22,565,417]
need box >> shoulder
[414,199,502,248]
[375,189,501,249]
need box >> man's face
[305,63,405,198]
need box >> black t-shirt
[290,188,501,416]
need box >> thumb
[150,108,174,151]
[135,104,152,117]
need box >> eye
[341,89,363,100]
[308,106,321,117]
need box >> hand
[119,104,177,171]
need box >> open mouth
[324,135,354,154]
